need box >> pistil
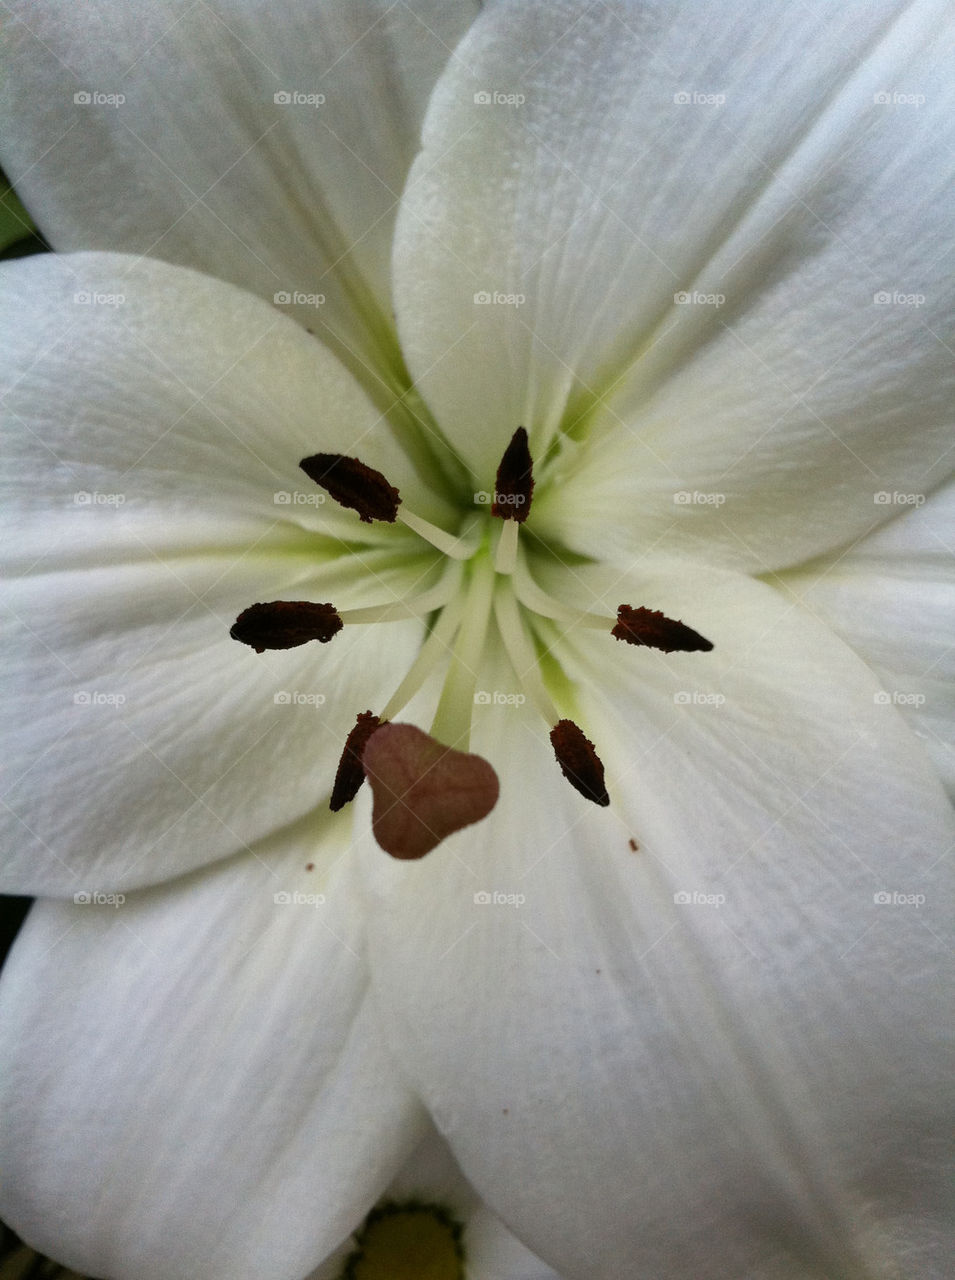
[430,552,496,751]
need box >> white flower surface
[0,2,952,1278]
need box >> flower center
[231,429,712,857]
[338,1200,464,1280]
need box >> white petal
[0,252,454,563]
[393,0,954,569]
[776,480,955,798]
[361,568,954,1278]
[0,0,480,404]
[0,839,425,1280]
[1,253,445,894]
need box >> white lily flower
[1,2,952,1278]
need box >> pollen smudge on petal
[491,426,534,523]
[299,452,400,523]
[330,710,381,812]
[612,604,713,653]
[550,719,610,806]
[230,601,343,652]
[362,723,499,859]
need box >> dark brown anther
[329,711,382,812]
[612,605,713,653]
[300,453,400,523]
[550,719,609,806]
[230,601,343,652]
[491,426,534,523]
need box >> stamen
[230,601,342,652]
[491,426,534,523]
[338,559,463,625]
[378,589,468,722]
[613,605,713,653]
[300,453,399,523]
[329,710,381,812]
[362,722,499,859]
[301,451,475,558]
[512,553,608,628]
[394,507,478,560]
[550,719,610,806]
[493,587,561,725]
[493,515,520,576]
[514,556,714,652]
